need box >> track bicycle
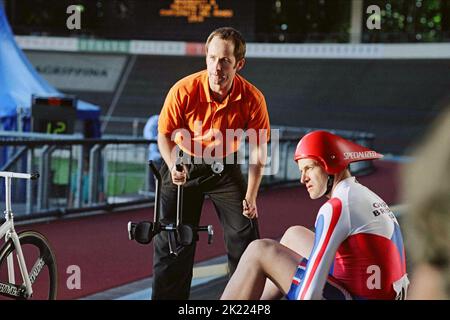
[0,171,57,300]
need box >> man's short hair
[205,27,246,62]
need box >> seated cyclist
[221,130,409,300]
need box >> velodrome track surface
[11,161,400,300]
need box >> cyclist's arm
[296,198,349,300]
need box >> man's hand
[243,142,265,220]
[243,198,258,219]
[171,164,187,185]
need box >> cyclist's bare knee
[280,226,314,257]
[243,239,278,264]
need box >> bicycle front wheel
[0,231,57,300]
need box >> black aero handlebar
[128,160,214,256]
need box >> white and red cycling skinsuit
[287,177,409,300]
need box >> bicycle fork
[5,232,33,298]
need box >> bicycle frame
[0,172,38,298]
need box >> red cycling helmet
[294,130,383,174]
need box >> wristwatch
[211,161,224,175]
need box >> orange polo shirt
[158,70,270,158]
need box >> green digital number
[46,121,67,134]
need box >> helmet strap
[325,175,334,197]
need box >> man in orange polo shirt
[153,27,271,299]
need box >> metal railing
[0,128,376,220]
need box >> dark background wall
[243,58,450,154]
[26,51,450,155]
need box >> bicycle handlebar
[0,171,40,180]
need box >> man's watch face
[211,161,224,174]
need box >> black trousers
[152,161,260,300]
